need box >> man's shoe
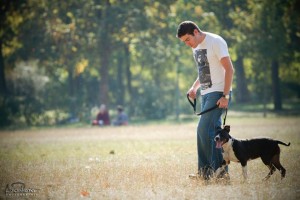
[216,171,230,183]
[216,170,230,180]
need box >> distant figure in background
[92,104,110,126]
[112,105,128,126]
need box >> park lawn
[0,116,299,199]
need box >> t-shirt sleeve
[213,36,229,60]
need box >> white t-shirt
[192,32,230,95]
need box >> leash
[187,94,228,126]
[186,94,219,115]
[222,108,228,126]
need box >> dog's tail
[277,141,291,146]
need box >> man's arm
[221,56,234,95]
[217,56,234,108]
[187,77,200,99]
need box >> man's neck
[196,31,206,46]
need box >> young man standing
[176,21,234,179]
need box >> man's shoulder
[204,32,225,42]
[205,32,227,49]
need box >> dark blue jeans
[197,91,231,176]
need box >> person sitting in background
[112,105,128,126]
[92,104,110,126]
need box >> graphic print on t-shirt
[194,49,212,90]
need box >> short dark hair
[117,105,123,112]
[176,21,201,38]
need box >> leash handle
[186,94,197,113]
[186,94,219,116]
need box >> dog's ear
[224,125,230,132]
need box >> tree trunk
[124,45,132,99]
[124,44,132,114]
[68,63,76,117]
[117,50,125,106]
[98,0,111,106]
[0,40,7,95]
[99,50,109,105]
[271,60,282,110]
[235,55,249,103]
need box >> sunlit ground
[0,116,299,199]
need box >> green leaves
[1,0,299,127]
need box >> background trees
[0,0,299,127]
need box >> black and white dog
[214,125,290,180]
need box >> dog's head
[214,125,231,149]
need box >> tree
[1,0,299,127]
[0,0,28,96]
[252,0,297,110]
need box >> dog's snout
[215,135,220,141]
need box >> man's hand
[217,97,229,108]
[187,87,197,99]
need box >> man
[176,21,234,180]
[112,105,129,126]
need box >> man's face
[180,34,198,48]
[179,29,201,48]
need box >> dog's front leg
[215,167,225,177]
[241,161,248,181]
[215,160,229,177]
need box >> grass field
[0,116,299,200]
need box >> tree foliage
[0,0,299,127]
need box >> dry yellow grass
[0,116,299,199]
